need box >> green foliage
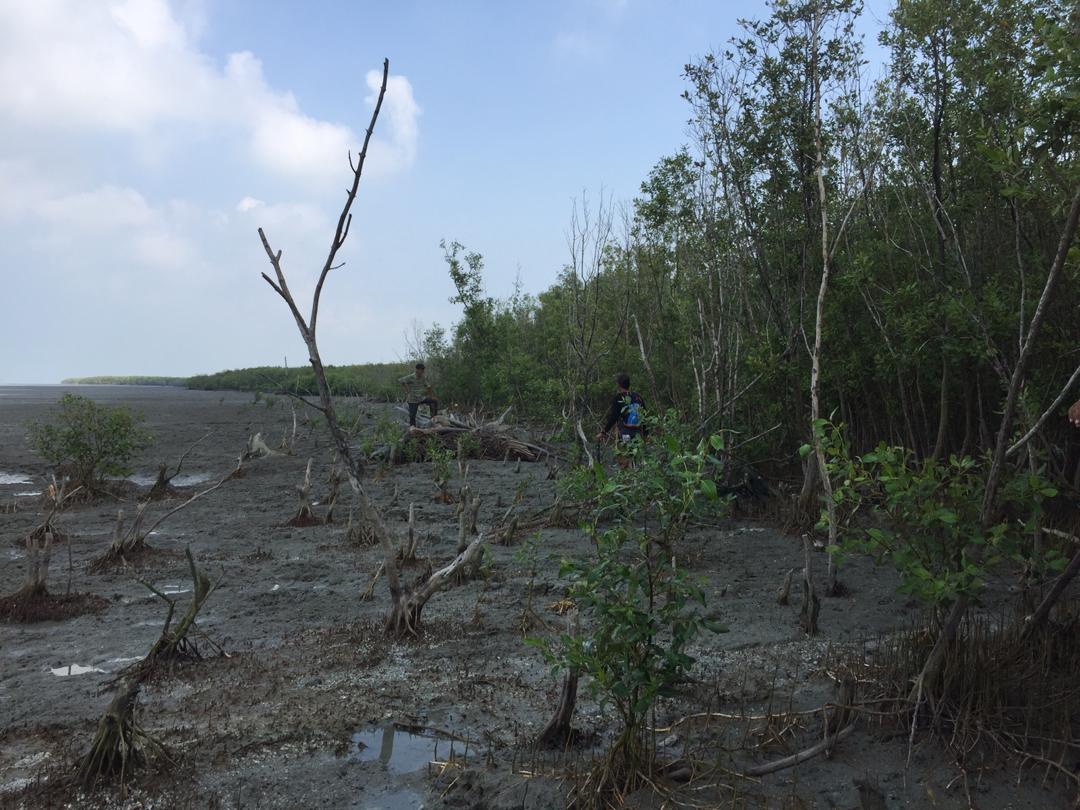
[532,525,720,738]
[531,419,728,763]
[595,412,733,546]
[824,424,1058,616]
[428,442,454,487]
[28,394,153,489]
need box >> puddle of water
[0,472,33,485]
[128,472,212,487]
[14,491,42,497]
[50,664,105,677]
[161,586,191,595]
[349,725,453,774]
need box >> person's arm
[596,395,620,439]
[1069,398,1080,428]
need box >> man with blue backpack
[596,374,646,462]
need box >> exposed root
[75,682,169,792]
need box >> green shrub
[823,422,1060,621]
[28,394,153,489]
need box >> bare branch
[311,59,389,336]
[1005,357,1080,458]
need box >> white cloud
[0,1,420,183]
[36,186,153,230]
[364,70,422,175]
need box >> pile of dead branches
[379,408,547,463]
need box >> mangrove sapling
[256,60,488,638]
[531,522,722,798]
[28,393,153,496]
[75,681,169,793]
[146,431,211,500]
[118,547,223,684]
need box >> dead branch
[147,431,211,499]
[117,547,222,685]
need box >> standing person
[399,363,439,427]
[596,373,646,463]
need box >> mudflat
[0,386,1068,808]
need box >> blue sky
[0,0,891,384]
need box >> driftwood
[378,408,546,463]
[242,432,278,460]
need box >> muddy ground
[0,385,1073,809]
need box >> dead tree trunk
[147,431,210,499]
[76,682,167,791]
[256,60,486,638]
[799,535,820,636]
[535,611,580,747]
[286,458,320,526]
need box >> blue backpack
[623,394,642,428]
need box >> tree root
[75,682,169,792]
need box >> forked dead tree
[146,431,211,500]
[117,547,222,684]
[257,59,483,638]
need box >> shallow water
[127,471,213,487]
[50,664,105,677]
[349,725,454,774]
[0,472,33,485]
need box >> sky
[0,0,892,384]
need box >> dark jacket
[603,391,646,435]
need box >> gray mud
[0,386,1071,808]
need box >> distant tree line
[62,376,189,387]
[185,364,404,401]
